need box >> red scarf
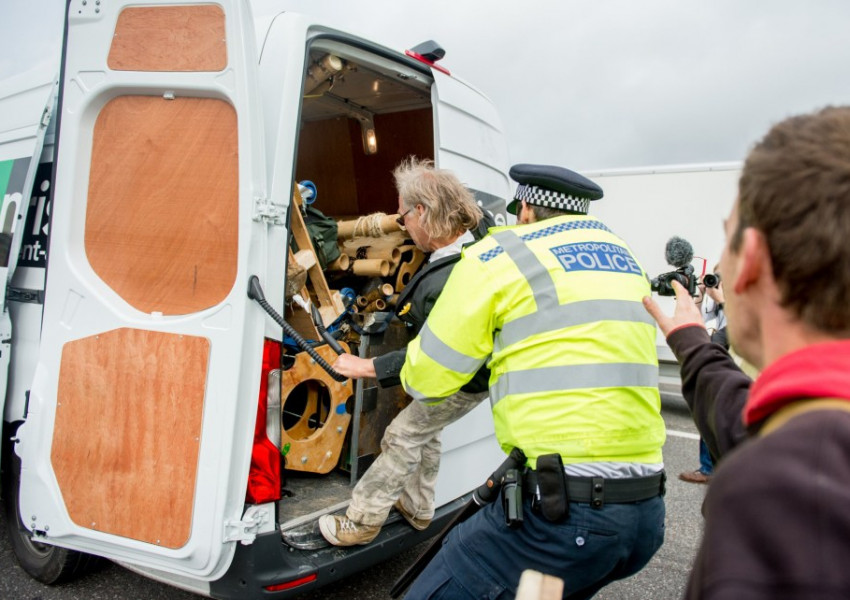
[744,340,850,426]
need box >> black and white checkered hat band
[515,183,590,214]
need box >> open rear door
[432,69,511,227]
[15,0,269,579]
[429,69,511,505]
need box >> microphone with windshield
[650,236,698,296]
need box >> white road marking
[666,429,701,440]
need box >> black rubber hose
[247,276,347,382]
[310,303,345,355]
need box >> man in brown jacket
[644,106,850,599]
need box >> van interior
[275,41,438,545]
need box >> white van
[0,1,509,597]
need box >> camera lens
[703,273,721,288]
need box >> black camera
[650,265,697,297]
[652,236,699,297]
[702,273,721,288]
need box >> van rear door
[430,69,510,505]
[15,0,270,579]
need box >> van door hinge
[223,505,273,545]
[253,196,286,225]
[41,105,52,128]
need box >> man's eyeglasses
[396,208,412,227]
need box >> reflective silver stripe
[404,383,429,402]
[496,299,656,352]
[491,363,659,406]
[418,322,486,375]
[491,230,559,312]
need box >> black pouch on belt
[536,453,569,522]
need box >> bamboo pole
[351,259,390,277]
[341,245,401,263]
[325,254,350,271]
[337,214,403,240]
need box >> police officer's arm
[401,255,495,404]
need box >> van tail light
[264,573,317,591]
[245,338,282,504]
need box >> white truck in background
[1,1,509,597]
[587,163,741,381]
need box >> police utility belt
[499,453,666,528]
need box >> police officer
[401,164,667,599]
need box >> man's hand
[705,283,725,306]
[332,354,376,379]
[642,280,705,337]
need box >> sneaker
[678,469,712,484]
[318,514,380,546]
[394,501,431,531]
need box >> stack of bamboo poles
[327,213,427,311]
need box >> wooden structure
[279,343,353,474]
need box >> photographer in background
[643,106,850,598]
[680,264,727,485]
[701,265,727,349]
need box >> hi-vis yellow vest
[401,215,665,466]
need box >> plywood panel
[279,343,353,474]
[350,109,434,215]
[86,96,238,315]
[295,110,434,217]
[108,5,227,72]
[295,118,359,216]
[52,329,209,548]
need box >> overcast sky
[4,0,850,170]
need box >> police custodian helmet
[506,164,604,215]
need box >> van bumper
[209,495,468,599]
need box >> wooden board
[279,344,353,474]
[108,5,227,72]
[288,184,345,325]
[86,95,238,315]
[51,328,209,548]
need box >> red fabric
[245,339,282,504]
[743,340,850,426]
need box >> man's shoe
[678,469,712,484]
[318,514,380,546]
[394,501,431,531]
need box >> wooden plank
[289,184,345,324]
[86,95,238,315]
[108,5,227,72]
[516,570,564,600]
[52,328,209,549]
[292,249,317,271]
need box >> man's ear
[733,227,769,294]
[519,200,534,224]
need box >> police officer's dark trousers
[405,491,664,600]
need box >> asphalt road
[0,394,707,600]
